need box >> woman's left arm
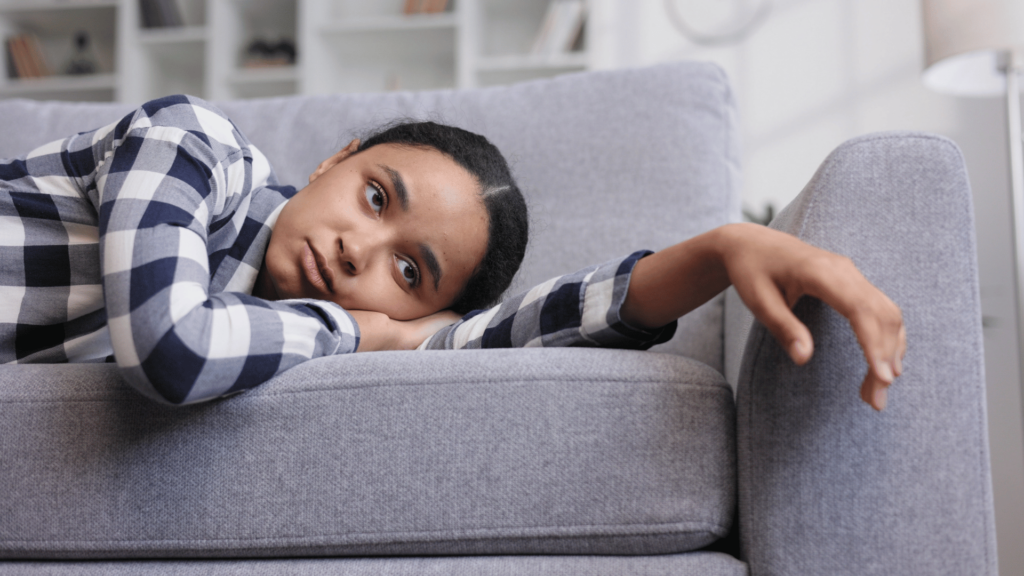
[621,223,906,411]
[420,223,904,411]
[417,249,676,352]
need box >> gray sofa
[0,62,997,575]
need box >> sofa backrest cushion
[0,62,741,370]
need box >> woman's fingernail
[792,339,807,360]
[894,355,903,376]
[875,361,894,383]
[873,386,888,411]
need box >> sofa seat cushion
[0,348,735,560]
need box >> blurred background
[2,1,1021,573]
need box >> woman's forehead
[373,146,483,218]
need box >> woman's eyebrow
[380,165,409,211]
[419,243,442,292]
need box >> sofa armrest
[734,132,997,575]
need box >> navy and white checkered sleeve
[92,96,359,405]
[418,250,677,351]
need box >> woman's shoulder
[123,95,247,148]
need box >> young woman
[0,95,904,410]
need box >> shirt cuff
[579,250,677,350]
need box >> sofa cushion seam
[1,519,732,547]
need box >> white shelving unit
[467,0,591,88]
[207,0,298,100]
[0,0,119,102]
[118,0,208,103]
[0,0,596,103]
[299,0,463,95]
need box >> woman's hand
[350,309,462,352]
[621,223,906,411]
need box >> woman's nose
[338,230,383,276]
[339,236,363,274]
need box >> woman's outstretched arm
[621,223,905,411]
[400,223,905,411]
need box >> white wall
[956,95,1024,576]
[594,0,1024,573]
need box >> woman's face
[258,141,489,320]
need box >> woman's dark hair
[357,121,529,314]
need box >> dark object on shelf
[243,38,296,68]
[742,203,775,226]
[140,0,184,28]
[65,31,97,75]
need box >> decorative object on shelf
[5,34,51,79]
[531,0,586,56]
[243,38,296,68]
[139,0,183,28]
[403,0,450,15]
[65,31,98,76]
[742,202,775,226]
[920,0,1024,447]
[664,0,772,46]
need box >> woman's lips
[302,242,334,294]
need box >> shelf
[319,13,457,33]
[477,52,588,72]
[138,25,207,45]
[0,0,594,102]
[0,0,118,13]
[0,72,115,95]
[229,65,298,85]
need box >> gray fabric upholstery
[0,348,735,559]
[723,287,751,393]
[0,100,135,157]
[0,552,748,576]
[0,62,741,372]
[0,63,999,574]
[736,132,997,575]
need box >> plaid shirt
[0,95,675,405]
[420,252,675,351]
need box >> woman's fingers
[860,316,900,412]
[748,246,904,411]
[740,277,814,365]
[856,306,899,412]
[861,373,889,411]
[807,260,904,410]
[850,293,902,380]
[717,224,906,410]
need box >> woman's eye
[365,182,385,214]
[397,258,419,287]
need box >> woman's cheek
[271,248,301,299]
[342,276,397,316]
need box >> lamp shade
[922,0,1024,96]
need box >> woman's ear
[309,138,361,184]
